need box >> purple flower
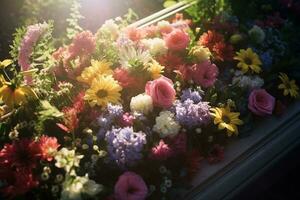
[175,99,211,128]
[180,88,202,103]
[107,104,124,118]
[105,127,146,167]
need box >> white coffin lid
[186,102,300,200]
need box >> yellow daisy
[84,75,122,107]
[0,59,13,69]
[77,59,113,84]
[234,48,262,74]
[210,105,244,137]
[278,73,299,98]
[147,60,165,79]
[0,84,37,108]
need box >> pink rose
[145,76,176,108]
[248,89,275,116]
[164,29,190,51]
[114,172,148,200]
[189,60,219,88]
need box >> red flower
[157,52,184,72]
[38,136,60,162]
[113,67,137,88]
[150,140,173,160]
[164,29,190,51]
[207,144,224,164]
[73,91,85,113]
[0,139,41,170]
[0,167,39,199]
[62,107,79,132]
[198,30,224,50]
[199,30,233,61]
[212,42,234,61]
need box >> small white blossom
[153,111,181,138]
[55,148,83,172]
[142,38,167,56]
[232,70,264,90]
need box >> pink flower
[125,27,143,42]
[114,172,148,200]
[189,60,219,88]
[150,140,173,160]
[68,31,96,57]
[119,113,135,127]
[164,29,190,51]
[18,23,48,71]
[145,76,176,108]
[248,89,275,116]
[113,68,137,88]
[38,136,60,161]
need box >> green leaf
[39,100,63,119]
[163,1,178,8]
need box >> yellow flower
[189,45,211,62]
[84,75,122,107]
[77,60,113,84]
[0,84,37,108]
[0,106,5,117]
[147,60,165,79]
[278,73,299,98]
[234,48,262,74]
[210,106,243,137]
[0,59,13,69]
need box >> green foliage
[9,26,27,62]
[35,100,63,133]
[31,21,56,70]
[66,0,84,40]
[163,0,230,24]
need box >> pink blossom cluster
[18,23,48,71]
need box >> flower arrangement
[0,1,299,200]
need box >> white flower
[153,111,181,138]
[157,20,172,30]
[61,174,103,200]
[55,148,84,172]
[100,19,119,39]
[130,94,153,114]
[232,70,264,89]
[142,38,167,56]
[119,45,152,70]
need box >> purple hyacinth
[180,88,202,103]
[105,127,146,167]
[107,104,124,118]
[175,99,211,128]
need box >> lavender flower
[105,127,146,167]
[180,88,202,103]
[107,104,123,118]
[174,99,211,128]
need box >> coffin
[131,2,300,199]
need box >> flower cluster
[0,1,299,200]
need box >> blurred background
[0,0,163,58]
